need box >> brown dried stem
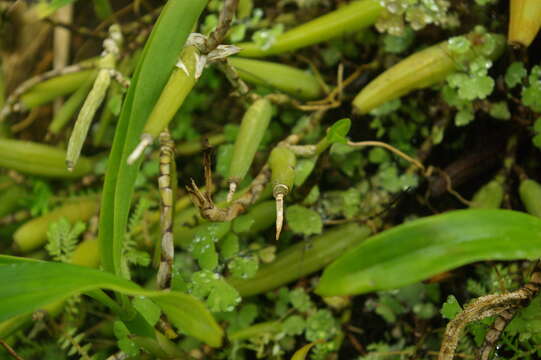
[204,0,239,53]
[439,271,541,360]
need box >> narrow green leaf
[0,258,223,347]
[291,340,324,360]
[316,209,541,296]
[98,0,208,276]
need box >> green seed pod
[228,57,323,100]
[48,75,95,134]
[13,198,99,253]
[66,57,113,171]
[128,45,200,164]
[508,0,541,47]
[227,98,273,196]
[519,179,541,217]
[470,178,504,209]
[19,70,95,109]
[269,146,296,191]
[269,146,296,240]
[70,238,100,268]
[0,139,94,178]
[237,0,382,57]
[352,32,506,115]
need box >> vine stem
[347,140,425,172]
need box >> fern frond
[59,326,94,360]
[46,217,86,262]
[127,196,154,235]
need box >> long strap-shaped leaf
[316,209,541,296]
[0,257,223,347]
[99,0,208,276]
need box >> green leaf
[441,295,462,320]
[287,205,323,236]
[283,315,306,336]
[505,62,527,88]
[305,309,336,341]
[228,256,259,279]
[455,107,474,126]
[325,118,351,144]
[316,209,541,296]
[457,75,494,100]
[98,0,208,276]
[289,288,313,312]
[291,341,323,360]
[489,101,510,120]
[206,279,241,313]
[522,82,541,112]
[132,297,161,327]
[0,258,223,346]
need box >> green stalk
[48,74,95,134]
[229,57,323,100]
[227,223,371,297]
[142,46,199,138]
[128,45,200,164]
[19,70,95,109]
[237,0,382,57]
[353,32,506,114]
[13,197,99,253]
[0,139,94,178]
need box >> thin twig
[347,140,425,172]
[0,339,24,360]
[44,18,107,39]
[204,0,239,53]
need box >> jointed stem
[156,129,176,290]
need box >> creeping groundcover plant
[3,0,541,359]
